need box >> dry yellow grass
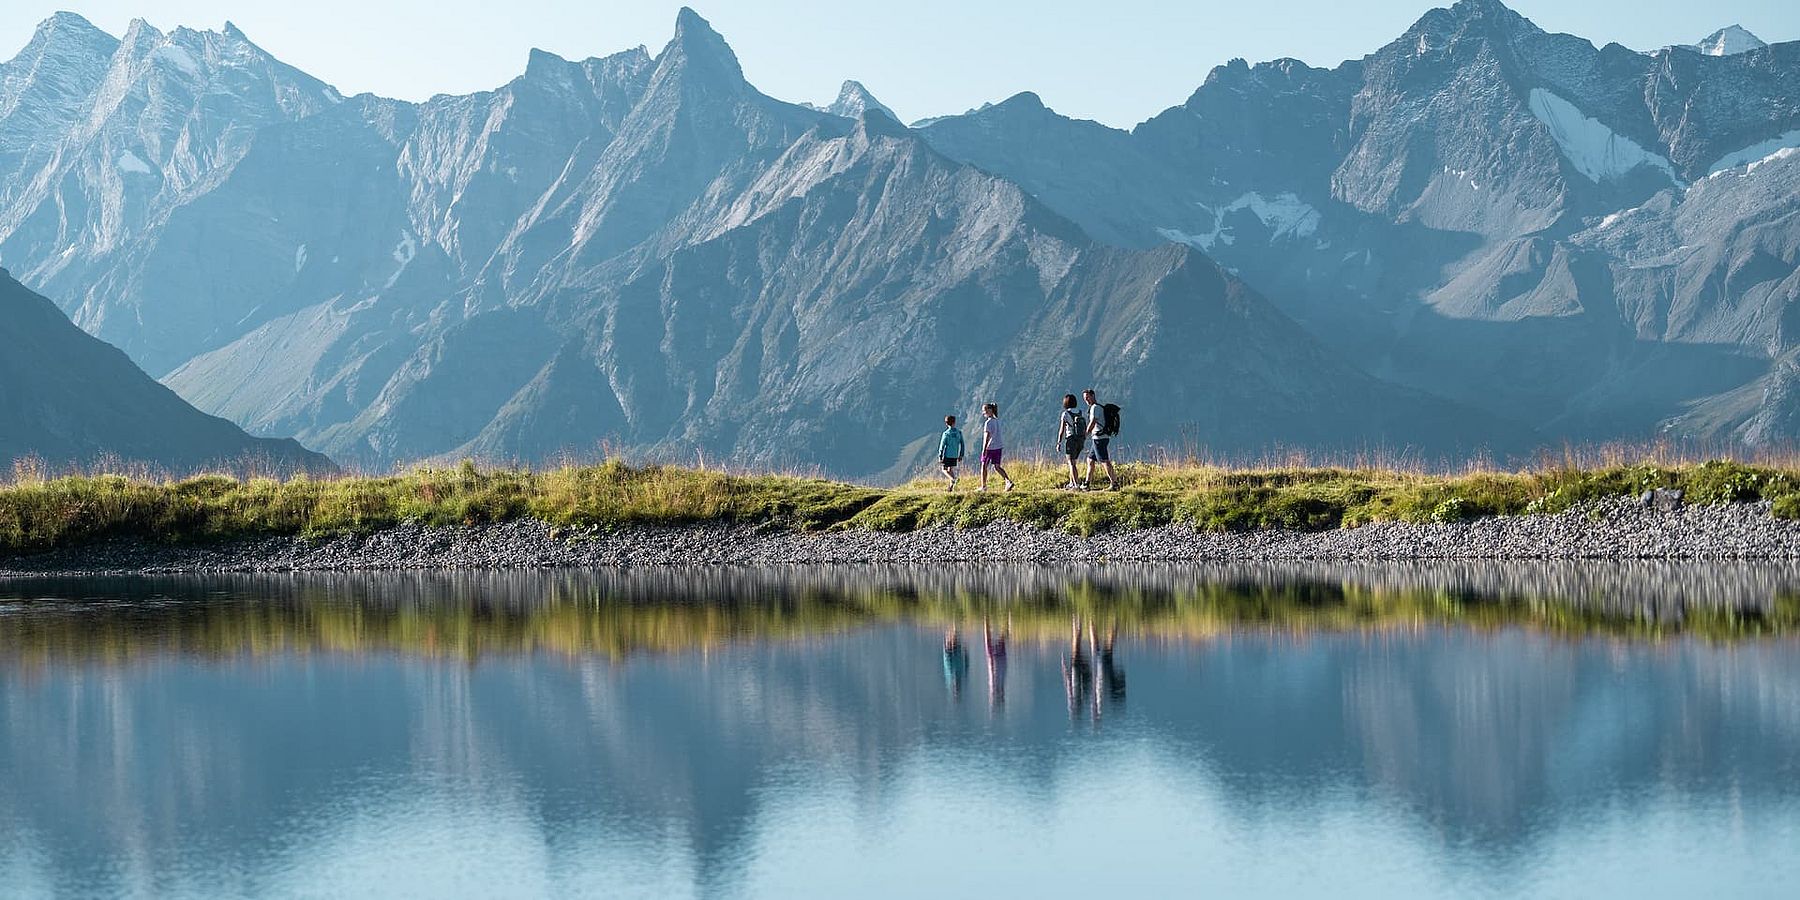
[3,454,1799,554]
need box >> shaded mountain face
[916,0,1800,445]
[0,268,331,473]
[0,8,1522,476]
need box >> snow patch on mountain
[1707,130,1800,176]
[383,233,416,289]
[151,44,201,77]
[115,151,153,175]
[294,244,307,273]
[1746,147,1800,175]
[1158,192,1322,250]
[1527,88,1680,186]
[1696,26,1766,56]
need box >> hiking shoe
[1004,480,1015,492]
[1108,481,1119,491]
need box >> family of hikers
[942,615,1125,720]
[938,389,1121,492]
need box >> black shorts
[941,457,959,469]
[1063,436,1085,458]
[1088,438,1111,463]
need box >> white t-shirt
[1061,408,1085,440]
[1088,403,1105,438]
[982,416,1003,450]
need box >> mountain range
[0,1,1795,476]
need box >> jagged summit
[13,11,117,64]
[1693,25,1766,56]
[33,11,107,36]
[827,80,896,122]
[1444,0,1533,21]
[661,6,742,80]
[1397,0,1539,56]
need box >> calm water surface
[1,564,1798,898]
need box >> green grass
[4,457,1800,555]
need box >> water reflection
[3,561,1797,669]
[1,565,1798,897]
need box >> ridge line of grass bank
[3,458,1800,555]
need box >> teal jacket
[939,426,965,460]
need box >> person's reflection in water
[942,626,970,700]
[1063,615,1095,721]
[984,615,1008,710]
[1094,619,1126,722]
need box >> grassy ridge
[3,457,1800,555]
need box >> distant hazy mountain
[5,1,1795,474]
[0,268,332,472]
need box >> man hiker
[1082,388,1119,491]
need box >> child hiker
[939,415,966,491]
[978,402,1014,492]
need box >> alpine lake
[2,564,1797,898]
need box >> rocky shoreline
[6,497,1800,575]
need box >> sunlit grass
[4,454,1800,554]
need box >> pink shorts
[980,448,1004,465]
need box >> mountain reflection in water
[1,564,1797,898]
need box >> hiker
[977,402,1014,492]
[939,415,965,491]
[1082,388,1119,491]
[1056,394,1086,490]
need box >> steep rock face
[916,0,1800,446]
[0,268,330,472]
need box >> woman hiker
[1056,394,1087,490]
[977,402,1014,492]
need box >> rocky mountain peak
[1,13,118,153]
[1692,25,1766,56]
[828,80,895,121]
[524,47,571,78]
[29,11,113,45]
[6,11,119,86]
[661,6,744,83]
[1398,0,1539,57]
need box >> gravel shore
[8,496,1800,575]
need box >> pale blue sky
[3,0,1795,127]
